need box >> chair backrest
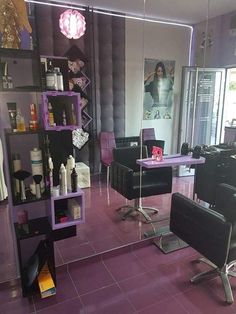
[141,128,156,142]
[99,132,116,165]
[113,145,148,172]
[214,183,236,221]
[170,192,232,268]
[144,139,165,157]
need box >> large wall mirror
[1,0,236,282]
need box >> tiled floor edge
[64,236,155,268]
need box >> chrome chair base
[118,198,158,222]
[152,231,189,253]
[191,257,236,304]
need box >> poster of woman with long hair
[144,58,175,120]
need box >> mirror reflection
[1,0,236,283]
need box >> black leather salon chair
[110,145,172,222]
[170,183,236,304]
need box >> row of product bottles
[12,148,44,201]
[46,60,64,91]
[47,102,76,127]
[12,150,78,202]
[7,102,39,132]
[48,155,78,196]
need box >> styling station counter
[137,154,205,253]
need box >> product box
[68,198,81,220]
[75,162,90,188]
[37,262,56,299]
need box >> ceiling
[47,0,236,24]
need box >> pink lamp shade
[59,9,86,39]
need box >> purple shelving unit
[41,91,81,131]
[49,189,85,230]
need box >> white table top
[137,154,205,168]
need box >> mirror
[1,0,236,282]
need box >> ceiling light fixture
[26,0,193,64]
[59,9,86,39]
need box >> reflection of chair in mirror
[110,145,172,222]
[99,132,116,186]
[170,183,236,304]
[144,139,165,157]
[141,128,156,142]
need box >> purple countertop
[137,154,205,168]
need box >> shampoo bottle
[59,163,67,195]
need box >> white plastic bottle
[54,67,64,91]
[48,157,54,195]
[30,148,44,192]
[59,163,67,195]
[66,155,75,192]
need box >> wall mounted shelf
[41,91,81,131]
[49,190,85,230]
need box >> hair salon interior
[1,0,236,313]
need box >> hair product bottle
[48,157,54,195]
[12,153,21,196]
[59,163,67,195]
[30,148,44,191]
[71,167,78,193]
[46,60,57,91]
[62,110,67,126]
[54,67,64,91]
[7,102,17,132]
[29,103,38,130]
[48,102,55,127]
[66,155,75,191]
[16,109,26,132]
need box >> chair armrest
[170,192,232,268]
[110,161,134,199]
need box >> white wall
[125,20,191,154]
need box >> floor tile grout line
[66,265,86,310]
[101,259,137,312]
[172,292,195,313]
[31,295,37,314]
[55,242,65,266]
[35,296,80,313]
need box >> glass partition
[1,0,236,282]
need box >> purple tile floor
[54,175,194,266]
[1,243,236,313]
[0,175,194,283]
[3,174,235,313]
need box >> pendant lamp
[59,9,86,39]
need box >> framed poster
[143,58,175,120]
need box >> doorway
[221,67,236,142]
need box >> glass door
[179,67,225,148]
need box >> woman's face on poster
[68,59,85,74]
[156,66,164,78]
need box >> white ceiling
[48,0,236,24]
